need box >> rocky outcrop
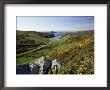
[51,59,61,74]
[35,56,52,74]
[16,64,31,74]
[16,56,61,74]
[29,62,40,74]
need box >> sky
[16,16,94,32]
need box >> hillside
[16,30,94,74]
[48,30,94,74]
[16,30,54,54]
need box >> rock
[16,64,31,74]
[43,67,49,74]
[35,56,45,67]
[16,57,61,74]
[29,62,40,74]
[39,67,44,74]
[44,58,52,69]
[51,59,61,74]
[35,56,52,74]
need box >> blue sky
[17,16,94,32]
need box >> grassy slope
[47,30,94,74]
[16,30,94,74]
[16,30,54,54]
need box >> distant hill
[60,30,94,42]
[16,30,54,54]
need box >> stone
[35,56,52,74]
[16,57,61,74]
[51,59,61,74]
[16,64,31,74]
[29,62,40,74]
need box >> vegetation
[16,30,54,54]
[16,30,94,74]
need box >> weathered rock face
[16,56,61,74]
[35,56,52,74]
[51,59,61,74]
[44,58,52,69]
[35,56,45,67]
[29,62,40,74]
[16,64,31,74]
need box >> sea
[49,31,74,40]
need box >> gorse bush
[47,30,94,74]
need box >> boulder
[16,57,61,74]
[16,64,31,74]
[35,56,52,74]
[51,59,61,74]
[29,62,40,74]
[44,58,52,69]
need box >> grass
[16,30,94,74]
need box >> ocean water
[49,31,73,40]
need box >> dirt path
[16,44,49,57]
